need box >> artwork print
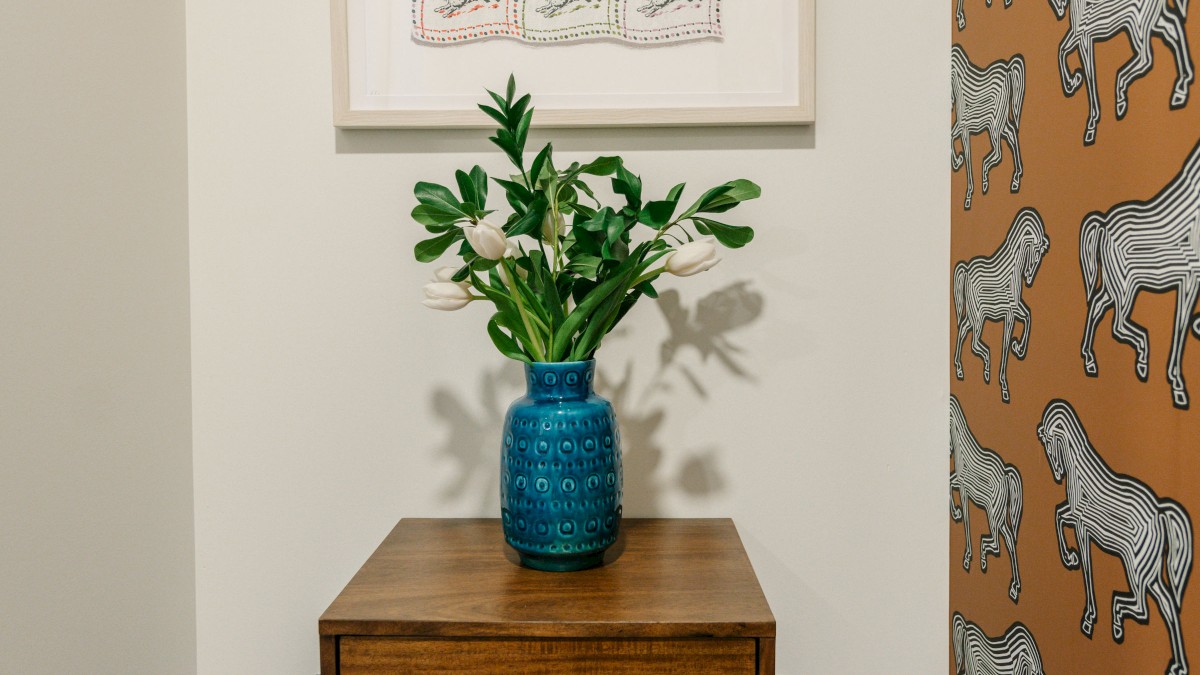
[1037,400,1192,675]
[951,44,1026,211]
[1049,0,1193,145]
[412,0,723,44]
[949,396,1024,603]
[951,0,1200,673]
[953,208,1048,404]
[951,613,1045,675]
[1079,139,1200,410]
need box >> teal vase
[500,360,622,572]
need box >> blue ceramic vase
[500,360,622,572]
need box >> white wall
[0,2,196,673]
[187,2,949,673]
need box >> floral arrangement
[414,77,761,363]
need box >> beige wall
[0,1,195,674]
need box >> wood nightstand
[319,518,776,674]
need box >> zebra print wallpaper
[949,1,1200,673]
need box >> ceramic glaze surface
[500,360,622,572]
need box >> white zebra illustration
[536,0,599,17]
[952,45,1026,210]
[950,396,1023,603]
[1038,400,1192,675]
[954,208,1049,403]
[637,0,698,17]
[1080,139,1200,410]
[956,0,1015,32]
[1049,0,1193,146]
[435,0,480,17]
[952,613,1045,675]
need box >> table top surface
[319,518,775,639]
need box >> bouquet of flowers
[414,77,761,363]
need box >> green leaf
[494,177,531,201]
[603,212,627,247]
[693,217,755,248]
[415,182,468,218]
[612,164,642,209]
[414,228,462,262]
[486,88,507,112]
[411,203,466,228]
[574,180,601,207]
[488,316,531,363]
[666,182,687,204]
[505,75,516,105]
[506,197,547,238]
[567,254,602,279]
[455,170,477,208]
[478,104,508,127]
[515,110,532,155]
[551,249,643,360]
[636,281,658,299]
[542,265,566,328]
[638,200,676,230]
[680,184,733,219]
[469,269,523,331]
[508,93,531,127]
[571,278,597,306]
[696,179,763,214]
[577,207,614,233]
[529,143,553,186]
[469,166,488,208]
[722,179,762,202]
[570,285,628,361]
[601,237,629,263]
[578,156,621,177]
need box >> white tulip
[422,281,473,311]
[463,218,508,260]
[664,237,721,277]
[542,211,566,241]
[432,265,468,287]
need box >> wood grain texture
[329,0,815,128]
[320,635,337,675]
[338,637,757,674]
[758,637,776,675]
[320,519,775,640]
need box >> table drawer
[338,637,759,674]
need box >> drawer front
[338,637,758,674]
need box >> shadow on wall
[428,281,765,517]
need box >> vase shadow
[428,280,765,519]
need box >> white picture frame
[331,0,815,128]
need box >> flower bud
[422,281,472,311]
[432,265,469,287]
[463,218,508,260]
[664,237,721,277]
[542,211,566,241]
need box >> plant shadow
[428,280,765,517]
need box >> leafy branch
[413,76,761,363]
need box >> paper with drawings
[412,0,723,44]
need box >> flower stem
[501,258,547,361]
[631,268,664,288]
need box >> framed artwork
[331,0,815,128]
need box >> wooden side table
[319,518,776,674]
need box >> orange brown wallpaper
[950,1,1200,673]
